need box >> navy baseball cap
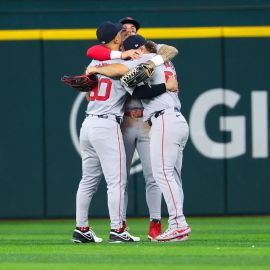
[119,17,140,31]
[123,34,146,50]
[96,21,123,44]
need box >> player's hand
[165,76,179,92]
[85,91,91,101]
[85,66,97,75]
[121,49,141,60]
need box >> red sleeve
[86,45,112,60]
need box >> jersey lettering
[164,71,174,82]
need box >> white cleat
[169,233,190,242]
[109,229,140,243]
[72,228,103,243]
[156,226,191,242]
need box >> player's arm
[85,79,177,101]
[157,44,178,63]
[85,43,178,76]
[85,62,178,99]
[86,45,112,60]
[86,63,128,77]
[86,44,140,61]
[147,43,179,68]
[85,55,153,77]
[132,77,178,99]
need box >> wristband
[150,55,164,67]
[110,51,122,59]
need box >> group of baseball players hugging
[72,17,191,243]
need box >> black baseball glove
[120,63,154,88]
[61,74,98,92]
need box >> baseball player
[86,17,179,240]
[73,22,179,244]
[85,34,191,242]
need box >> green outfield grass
[0,216,270,270]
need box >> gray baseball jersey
[122,44,164,112]
[86,59,133,116]
[123,54,181,120]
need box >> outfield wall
[0,1,269,218]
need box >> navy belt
[147,108,180,126]
[86,114,122,124]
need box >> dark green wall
[1,0,270,29]
[0,1,270,218]
[0,41,44,217]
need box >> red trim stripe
[161,114,179,228]
[116,124,122,228]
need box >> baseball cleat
[148,219,162,241]
[163,233,190,242]
[156,226,191,242]
[72,227,103,243]
[109,228,140,243]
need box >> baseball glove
[120,63,154,88]
[61,74,98,92]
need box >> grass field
[0,216,270,270]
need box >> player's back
[86,59,130,117]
